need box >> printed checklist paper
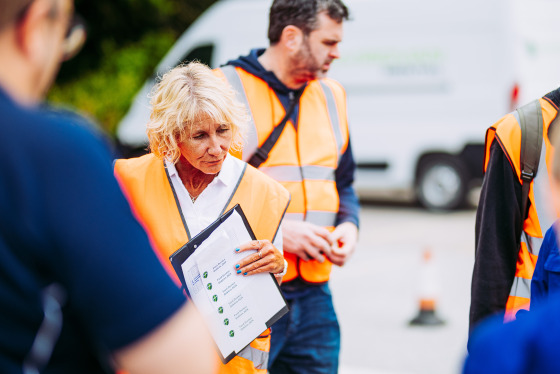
[171,206,288,363]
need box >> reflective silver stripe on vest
[285,212,305,221]
[284,211,337,227]
[520,235,544,257]
[260,166,302,182]
[509,276,531,299]
[237,345,269,370]
[220,65,259,161]
[530,123,555,249]
[303,165,335,181]
[306,211,337,227]
[508,106,556,302]
[260,165,335,182]
[319,81,344,158]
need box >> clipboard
[169,204,288,364]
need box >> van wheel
[416,156,468,210]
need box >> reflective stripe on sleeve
[23,284,66,374]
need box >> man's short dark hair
[0,0,34,31]
[268,0,349,45]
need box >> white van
[116,0,560,210]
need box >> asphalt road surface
[331,202,476,374]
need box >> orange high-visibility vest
[216,65,350,284]
[114,153,290,373]
[483,97,558,322]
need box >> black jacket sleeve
[469,140,523,333]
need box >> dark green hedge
[49,0,218,135]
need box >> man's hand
[282,220,334,262]
[328,222,358,267]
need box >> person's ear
[280,25,303,53]
[16,0,54,62]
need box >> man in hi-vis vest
[215,0,359,372]
[470,88,560,337]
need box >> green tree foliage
[50,0,218,135]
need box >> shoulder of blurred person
[0,84,118,182]
[43,104,122,157]
[464,295,560,374]
[0,84,114,167]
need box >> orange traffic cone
[409,248,445,326]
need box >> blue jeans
[268,282,340,374]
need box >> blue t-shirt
[0,88,185,373]
[464,296,560,374]
[531,221,560,310]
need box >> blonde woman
[114,62,290,373]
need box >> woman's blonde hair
[146,61,248,162]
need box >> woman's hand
[234,239,285,277]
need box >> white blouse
[165,154,283,250]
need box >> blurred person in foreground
[0,0,215,373]
[463,126,560,374]
[214,0,360,372]
[114,61,290,374]
[470,88,560,332]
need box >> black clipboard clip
[169,204,256,296]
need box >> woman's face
[178,115,233,174]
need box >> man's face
[289,12,343,83]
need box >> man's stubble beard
[289,37,325,81]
